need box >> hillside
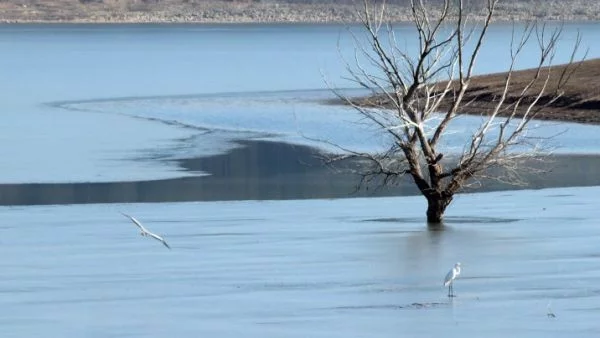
[357,58,600,125]
[1,0,600,23]
[442,58,600,124]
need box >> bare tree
[332,0,582,223]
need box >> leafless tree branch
[326,0,582,223]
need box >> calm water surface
[1,23,600,187]
[2,187,600,337]
[1,23,600,338]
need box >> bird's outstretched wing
[121,212,170,250]
[147,231,171,250]
[121,212,147,232]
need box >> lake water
[1,23,600,184]
[3,187,600,337]
[1,23,600,337]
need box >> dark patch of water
[442,216,522,224]
[1,140,600,206]
[362,216,522,224]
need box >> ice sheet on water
[0,106,204,184]
[2,185,600,337]
[58,89,600,159]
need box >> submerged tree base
[426,196,453,224]
[331,0,581,224]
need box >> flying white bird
[443,262,461,297]
[121,212,171,249]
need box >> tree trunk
[426,194,453,224]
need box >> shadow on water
[427,222,446,232]
[379,218,501,280]
[363,216,521,224]
[0,140,416,206]
[1,139,600,206]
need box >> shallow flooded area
[2,187,600,337]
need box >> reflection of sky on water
[2,24,600,337]
[59,90,600,159]
[0,104,199,184]
[2,186,600,337]
[2,23,600,183]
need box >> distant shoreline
[2,1,600,24]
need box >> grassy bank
[439,58,600,125]
[354,58,600,125]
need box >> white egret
[121,212,171,249]
[443,262,461,297]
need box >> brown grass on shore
[439,58,600,124]
[356,58,600,125]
